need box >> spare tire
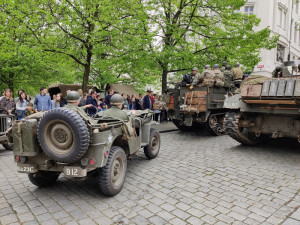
[37,108,90,163]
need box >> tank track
[204,113,226,136]
[224,112,270,146]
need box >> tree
[5,0,151,93]
[0,2,78,96]
[143,0,278,92]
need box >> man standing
[86,91,98,116]
[34,87,52,112]
[105,89,114,106]
[143,90,153,110]
[232,63,243,80]
[190,67,202,90]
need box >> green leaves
[0,0,278,94]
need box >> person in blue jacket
[86,91,98,116]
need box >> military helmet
[234,63,240,67]
[222,61,227,66]
[225,65,232,70]
[213,64,220,69]
[192,67,198,71]
[111,94,124,105]
[275,66,282,72]
[67,91,80,103]
[204,65,210,69]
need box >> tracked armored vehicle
[224,61,300,145]
[169,84,235,135]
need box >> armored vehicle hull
[169,86,234,135]
[224,67,300,145]
[11,108,160,196]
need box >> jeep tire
[99,146,127,196]
[144,128,160,159]
[28,171,60,187]
[37,108,89,163]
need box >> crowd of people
[0,86,170,124]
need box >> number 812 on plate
[63,167,87,177]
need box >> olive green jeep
[10,108,160,196]
[0,114,14,150]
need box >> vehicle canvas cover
[12,119,40,156]
[181,91,207,112]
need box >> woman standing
[53,93,62,108]
[0,89,15,115]
[129,97,137,110]
[16,92,28,120]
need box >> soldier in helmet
[232,63,243,80]
[189,67,201,90]
[223,65,234,88]
[213,64,224,87]
[99,94,135,121]
[64,91,95,124]
[220,61,227,72]
[201,65,215,87]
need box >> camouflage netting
[236,75,271,93]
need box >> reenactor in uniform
[190,67,202,90]
[213,64,224,87]
[64,91,96,125]
[199,65,215,87]
[100,94,135,121]
[223,65,234,88]
[232,63,243,80]
[220,61,227,72]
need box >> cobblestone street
[1,128,300,225]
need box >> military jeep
[0,114,14,150]
[11,108,160,196]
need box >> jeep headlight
[6,117,12,128]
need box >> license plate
[18,164,38,173]
[63,167,87,177]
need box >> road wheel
[2,144,13,151]
[144,128,160,159]
[28,171,60,187]
[99,146,127,196]
[37,108,89,163]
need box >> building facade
[243,0,300,73]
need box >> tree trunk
[8,72,14,96]
[162,68,168,94]
[82,44,93,93]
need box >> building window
[279,6,287,29]
[276,43,285,63]
[244,6,254,15]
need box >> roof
[106,84,138,96]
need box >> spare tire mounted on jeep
[37,108,89,163]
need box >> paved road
[1,130,300,225]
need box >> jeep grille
[0,117,7,134]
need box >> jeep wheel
[144,128,160,159]
[28,171,60,187]
[2,144,13,151]
[37,108,89,163]
[99,146,127,196]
